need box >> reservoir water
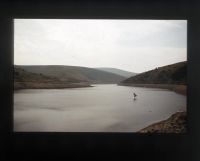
[14,84,186,132]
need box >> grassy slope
[16,65,126,84]
[121,61,186,85]
[14,67,91,89]
[14,67,59,82]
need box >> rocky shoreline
[139,111,187,133]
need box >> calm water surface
[14,84,186,132]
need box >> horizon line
[14,60,187,74]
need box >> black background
[0,0,200,160]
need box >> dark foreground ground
[139,111,187,133]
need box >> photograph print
[14,19,187,133]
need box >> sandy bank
[139,111,186,133]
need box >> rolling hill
[14,67,59,82]
[15,65,127,84]
[121,61,187,85]
[14,67,91,89]
[95,67,137,78]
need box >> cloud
[14,19,187,73]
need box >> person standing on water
[133,92,137,98]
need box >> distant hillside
[14,67,59,82]
[95,67,137,78]
[14,67,91,89]
[121,61,187,85]
[15,65,126,84]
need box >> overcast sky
[14,19,187,73]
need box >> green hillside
[15,65,126,84]
[121,61,187,85]
[14,67,59,82]
[14,67,92,89]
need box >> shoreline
[118,83,186,95]
[139,111,186,133]
[14,81,92,90]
